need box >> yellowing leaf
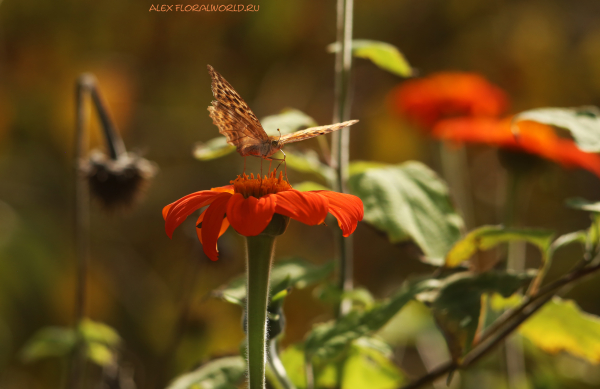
[445,225,554,267]
[520,298,600,363]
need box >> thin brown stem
[89,80,126,160]
[399,258,600,389]
[66,74,93,389]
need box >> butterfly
[207,65,358,160]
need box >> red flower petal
[434,117,600,178]
[390,72,508,129]
[195,210,230,245]
[200,193,231,261]
[226,193,277,236]
[315,191,364,237]
[274,190,329,226]
[164,190,226,238]
[211,185,234,193]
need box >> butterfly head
[268,137,283,156]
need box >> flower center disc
[231,171,292,198]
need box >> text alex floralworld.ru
[149,4,259,12]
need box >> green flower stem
[331,0,355,318]
[245,215,288,389]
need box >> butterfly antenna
[280,150,289,184]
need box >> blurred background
[1,0,600,388]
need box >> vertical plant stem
[66,74,94,389]
[331,0,355,318]
[245,234,277,389]
[439,143,476,230]
[503,170,527,389]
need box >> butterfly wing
[207,65,268,154]
[279,119,359,144]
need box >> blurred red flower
[390,72,508,129]
[163,171,364,261]
[433,117,600,178]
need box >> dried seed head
[81,150,157,211]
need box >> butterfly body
[207,65,358,160]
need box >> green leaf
[193,109,318,161]
[193,137,235,161]
[166,356,246,389]
[213,258,334,305]
[549,231,587,257]
[280,339,406,389]
[519,297,600,363]
[20,327,76,363]
[79,319,120,347]
[86,341,115,367]
[348,161,464,266]
[292,181,331,192]
[20,321,120,366]
[348,161,388,176]
[342,340,406,389]
[566,197,600,213]
[516,107,600,152]
[377,300,437,346]
[304,279,437,360]
[328,40,413,77]
[286,149,335,183]
[420,270,536,360]
[261,108,318,135]
[445,225,555,268]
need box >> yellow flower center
[231,171,292,198]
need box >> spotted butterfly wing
[278,120,359,144]
[207,65,268,156]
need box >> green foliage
[566,197,600,213]
[348,161,464,266]
[193,109,318,161]
[213,258,335,305]
[193,137,234,160]
[327,40,413,77]
[280,338,406,389]
[20,319,120,367]
[548,231,587,257]
[285,149,335,183]
[166,356,246,389]
[519,298,600,363]
[445,225,555,267]
[20,326,76,363]
[564,198,600,255]
[293,181,331,192]
[79,318,120,347]
[304,279,436,361]
[420,270,536,361]
[377,300,437,346]
[516,106,600,152]
[261,109,318,135]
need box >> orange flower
[433,117,600,178]
[163,171,364,261]
[390,72,508,129]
